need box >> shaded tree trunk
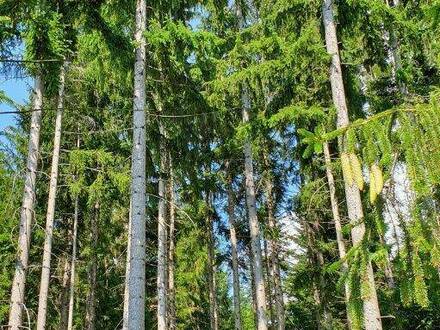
[59,242,72,330]
[124,0,147,328]
[226,167,242,330]
[263,239,274,328]
[157,118,168,330]
[85,202,99,330]
[322,1,383,329]
[207,192,219,330]
[8,75,44,330]
[262,154,285,330]
[235,2,268,327]
[37,64,66,330]
[167,154,176,330]
[67,196,79,330]
[323,141,352,327]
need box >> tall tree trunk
[322,1,383,329]
[323,142,352,328]
[124,0,147,328]
[249,247,259,328]
[59,243,72,330]
[36,64,66,330]
[226,168,242,330]
[8,75,44,330]
[85,202,99,330]
[263,239,274,328]
[67,196,79,330]
[207,192,219,330]
[262,154,285,330]
[167,154,176,330]
[242,96,268,330]
[303,217,329,330]
[235,3,268,327]
[157,118,168,330]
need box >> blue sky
[0,76,32,143]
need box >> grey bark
[207,192,219,330]
[59,243,72,330]
[167,155,176,330]
[124,0,147,328]
[242,101,268,330]
[157,117,168,330]
[86,202,99,330]
[323,142,352,328]
[36,64,66,330]
[8,75,44,330]
[226,168,242,330]
[322,1,383,329]
[235,2,268,326]
[262,155,285,330]
[67,196,79,330]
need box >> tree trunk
[323,142,353,327]
[234,4,267,327]
[263,239,274,328]
[226,169,242,330]
[242,100,268,330]
[157,118,168,330]
[124,0,147,328]
[59,244,72,330]
[262,155,285,330]
[322,1,383,329]
[8,75,44,330]
[36,64,66,330]
[85,202,99,330]
[167,154,176,330]
[67,196,79,330]
[207,192,219,330]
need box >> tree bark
[262,155,285,330]
[8,75,44,330]
[36,64,66,330]
[322,1,383,329]
[167,154,176,330]
[85,202,99,330]
[207,192,219,330]
[323,142,353,327]
[226,168,242,330]
[242,100,268,330]
[67,196,79,330]
[124,0,147,328]
[157,118,168,330]
[59,242,72,330]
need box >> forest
[0,0,440,329]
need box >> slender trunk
[303,218,328,330]
[124,0,147,328]
[242,101,268,330]
[36,64,66,330]
[323,142,352,327]
[263,239,274,328]
[167,155,176,330]
[157,118,168,330]
[378,234,395,288]
[322,1,382,329]
[262,155,285,330]
[207,192,219,330]
[8,75,44,330]
[226,170,242,330]
[67,196,79,330]
[59,242,72,330]
[123,201,132,330]
[235,3,267,326]
[249,248,259,328]
[85,202,99,330]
